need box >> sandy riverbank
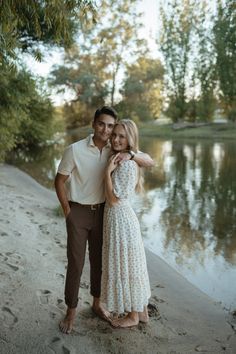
[0,164,235,354]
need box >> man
[55,106,154,334]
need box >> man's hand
[116,151,154,168]
[116,151,130,164]
[55,173,71,219]
[64,206,71,218]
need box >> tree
[50,49,110,127]
[213,0,236,121]
[189,1,216,122]
[117,56,164,122]
[92,0,146,106]
[50,0,146,126]
[0,0,95,63]
[0,0,95,160]
[160,0,197,122]
[0,67,54,160]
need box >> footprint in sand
[37,289,52,305]
[0,253,8,261]
[1,307,18,328]
[152,295,166,303]
[48,337,76,354]
[56,273,65,282]
[54,238,66,249]
[155,283,165,288]
[6,263,19,271]
[148,301,161,320]
[80,281,89,289]
[49,312,57,319]
[0,252,24,271]
[0,271,11,282]
[6,253,23,270]
[39,224,50,235]
[26,211,34,216]
[36,249,48,257]
[56,298,65,310]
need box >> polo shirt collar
[87,134,111,149]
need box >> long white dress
[101,160,151,313]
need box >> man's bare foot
[138,306,149,323]
[92,297,111,322]
[111,313,139,328]
[92,304,111,322]
[59,308,76,334]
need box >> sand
[0,163,235,354]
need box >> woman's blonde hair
[113,119,144,193]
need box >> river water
[7,133,236,309]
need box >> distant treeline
[0,0,235,160]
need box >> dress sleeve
[113,160,137,199]
[57,145,75,175]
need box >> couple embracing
[55,106,153,334]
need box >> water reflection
[6,135,236,308]
[139,138,236,308]
[6,144,65,189]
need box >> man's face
[92,114,115,143]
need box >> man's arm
[117,151,154,168]
[54,173,70,217]
[133,152,154,168]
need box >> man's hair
[93,106,118,121]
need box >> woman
[101,119,151,328]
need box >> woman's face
[111,125,129,152]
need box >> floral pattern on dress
[101,160,151,313]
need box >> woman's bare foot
[59,308,76,334]
[138,306,149,323]
[111,312,139,328]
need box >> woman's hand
[106,153,120,175]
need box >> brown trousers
[65,201,105,308]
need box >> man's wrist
[127,150,135,160]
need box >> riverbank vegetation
[63,120,236,141]
[0,0,235,160]
[139,122,236,140]
[0,0,94,160]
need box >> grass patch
[67,122,236,140]
[139,122,236,140]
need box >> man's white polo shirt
[57,134,111,204]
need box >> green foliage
[50,0,147,126]
[0,0,96,64]
[213,0,236,121]
[63,101,102,128]
[117,56,164,122]
[160,0,196,121]
[50,53,109,127]
[0,65,54,160]
[0,0,95,160]
[17,95,54,147]
[159,0,235,123]
[193,1,216,122]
